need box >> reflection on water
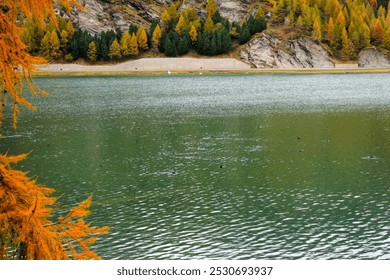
[1,74,390,259]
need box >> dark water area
[1,74,390,259]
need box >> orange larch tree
[0,0,109,259]
[0,154,108,259]
[0,0,80,127]
[371,18,384,45]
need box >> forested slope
[20,0,390,66]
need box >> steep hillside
[40,0,390,68]
[66,0,255,34]
[65,0,163,33]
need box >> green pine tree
[164,36,177,57]
[177,34,190,56]
[239,24,251,44]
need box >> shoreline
[33,68,390,77]
[34,57,390,77]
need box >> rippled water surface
[1,74,390,259]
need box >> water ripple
[3,75,390,260]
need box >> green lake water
[1,74,390,259]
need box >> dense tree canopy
[15,0,390,63]
[18,1,268,61]
[271,0,390,58]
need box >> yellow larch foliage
[60,30,69,50]
[49,30,61,59]
[57,15,68,32]
[254,7,266,19]
[152,25,162,47]
[301,4,313,30]
[129,33,139,56]
[66,20,75,37]
[175,15,188,34]
[120,31,132,57]
[109,39,122,60]
[362,22,372,47]
[206,0,217,17]
[20,18,45,53]
[168,3,179,20]
[324,0,341,18]
[161,9,171,27]
[40,31,52,58]
[183,7,201,30]
[137,27,149,50]
[230,26,239,38]
[371,18,384,45]
[382,28,390,50]
[336,10,346,25]
[387,2,390,25]
[189,24,198,43]
[341,27,351,60]
[0,0,82,128]
[203,16,215,33]
[312,18,322,41]
[326,17,335,44]
[296,15,304,30]
[87,41,97,62]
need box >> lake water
[1,74,390,259]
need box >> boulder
[240,33,334,68]
[358,48,390,68]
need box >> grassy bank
[32,68,390,77]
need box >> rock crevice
[68,0,164,33]
[240,33,335,69]
[358,48,390,68]
[67,0,252,34]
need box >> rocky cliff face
[240,33,334,68]
[66,0,254,34]
[66,0,163,33]
[358,48,390,68]
[217,0,252,23]
[62,1,390,69]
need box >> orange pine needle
[1,1,108,260]
[0,154,109,260]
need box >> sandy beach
[38,58,250,72]
[35,57,390,76]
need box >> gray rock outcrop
[217,0,251,23]
[358,48,390,68]
[65,0,253,34]
[240,33,335,69]
[68,0,164,33]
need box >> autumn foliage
[271,0,390,59]
[0,0,109,260]
[0,0,81,128]
[0,154,109,259]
